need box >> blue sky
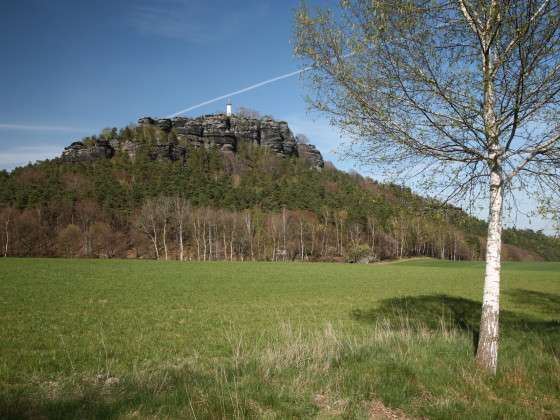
[0,0,342,168]
[0,0,554,233]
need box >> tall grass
[3,316,558,419]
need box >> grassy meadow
[0,258,559,419]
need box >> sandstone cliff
[61,114,324,169]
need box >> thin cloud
[0,145,62,171]
[167,52,353,117]
[0,124,92,133]
[167,67,312,118]
[128,4,212,42]
[127,0,255,43]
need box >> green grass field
[1,259,559,419]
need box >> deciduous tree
[295,0,560,373]
[56,224,83,257]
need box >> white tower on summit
[226,100,232,117]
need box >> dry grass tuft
[313,393,349,418]
[368,399,410,419]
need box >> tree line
[0,194,546,262]
[0,132,557,262]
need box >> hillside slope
[0,114,558,261]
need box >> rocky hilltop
[61,114,324,169]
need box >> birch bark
[151,222,159,260]
[4,220,9,257]
[476,169,503,373]
[178,226,184,261]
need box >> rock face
[297,144,324,170]
[150,114,324,168]
[121,140,140,161]
[62,113,324,169]
[61,140,115,162]
[149,143,187,163]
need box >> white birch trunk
[178,226,184,261]
[300,220,304,261]
[151,232,159,260]
[4,219,9,257]
[282,209,287,261]
[310,224,316,256]
[193,218,200,260]
[208,225,213,260]
[476,26,504,373]
[162,222,168,261]
[202,218,207,261]
[476,169,503,373]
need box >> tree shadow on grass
[1,361,315,420]
[0,367,256,420]
[504,288,560,316]
[1,393,129,420]
[351,293,560,356]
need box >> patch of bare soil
[313,394,348,417]
[368,399,410,419]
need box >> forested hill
[0,113,558,261]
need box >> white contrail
[0,123,92,133]
[166,65,313,118]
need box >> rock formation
[297,143,324,169]
[61,113,324,169]
[61,140,114,163]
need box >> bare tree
[298,213,305,260]
[295,133,310,144]
[90,222,125,258]
[159,197,172,261]
[75,199,99,256]
[0,207,14,257]
[244,210,255,261]
[237,107,261,119]
[136,197,174,260]
[367,215,377,259]
[172,197,191,261]
[295,0,560,373]
[56,224,83,258]
[136,198,161,260]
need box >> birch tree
[136,198,161,260]
[295,0,560,373]
[172,197,191,261]
[159,197,172,261]
[0,208,13,257]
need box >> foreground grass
[0,259,559,419]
